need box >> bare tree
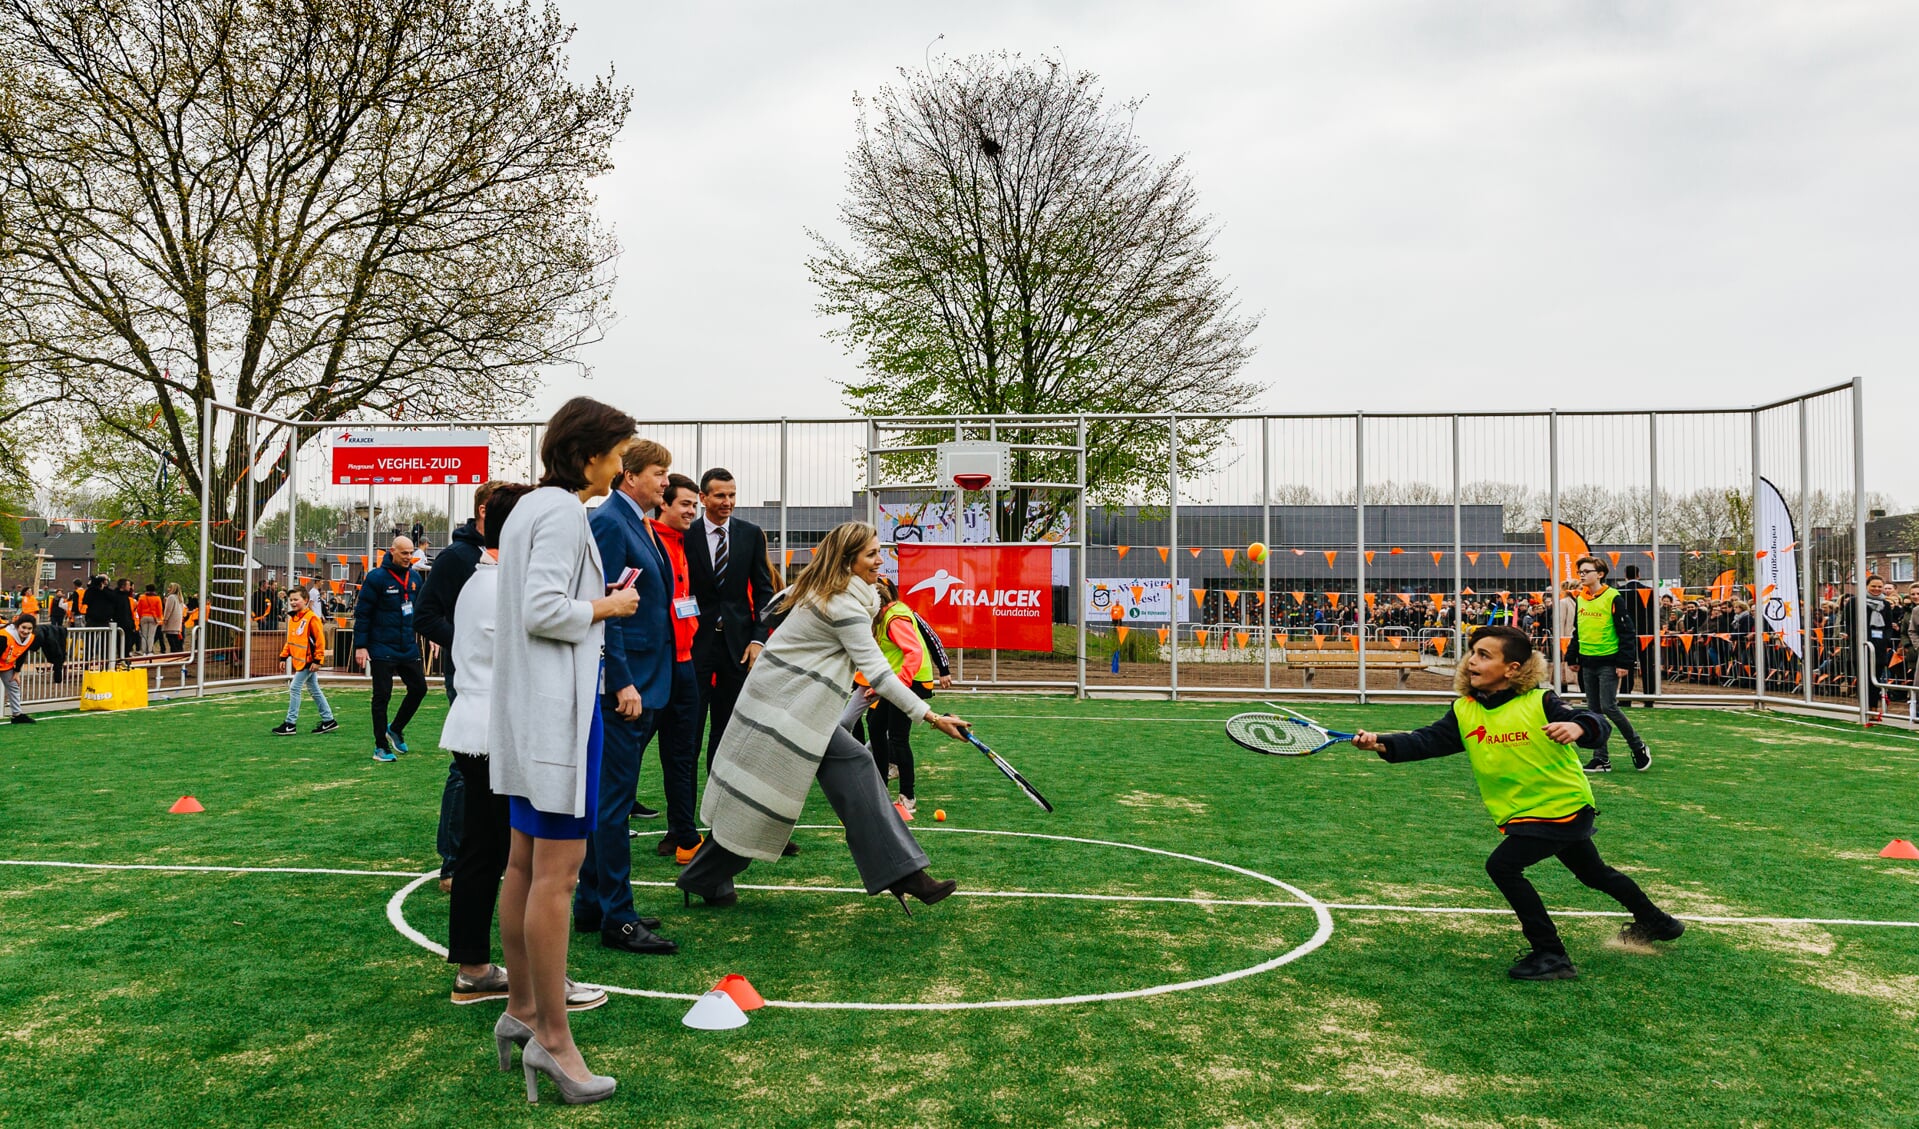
[0,0,630,536]
[809,53,1259,539]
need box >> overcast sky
[538,0,1917,507]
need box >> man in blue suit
[574,439,679,956]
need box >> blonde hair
[779,522,878,615]
[871,576,901,632]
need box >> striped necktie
[713,524,728,580]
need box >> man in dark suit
[1615,564,1656,706]
[684,468,776,775]
[573,440,678,957]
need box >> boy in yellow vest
[272,590,338,735]
[1567,555,1651,772]
[1354,625,1683,980]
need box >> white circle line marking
[394,826,1336,1011]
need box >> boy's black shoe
[630,802,661,819]
[1508,950,1578,981]
[271,722,298,736]
[1618,915,1686,945]
[9,713,36,724]
[1630,745,1652,771]
[313,719,339,734]
[1582,756,1612,773]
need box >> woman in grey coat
[488,398,641,1107]
[679,521,972,913]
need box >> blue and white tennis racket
[1225,704,1356,757]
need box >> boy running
[272,590,338,735]
[1353,625,1683,980]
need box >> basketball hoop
[953,473,993,492]
[936,441,1010,493]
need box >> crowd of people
[0,577,194,722]
[267,396,972,1106]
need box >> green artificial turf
[3,689,1917,1127]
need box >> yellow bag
[79,669,149,711]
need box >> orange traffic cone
[1880,839,1919,860]
[713,974,765,1011]
[168,795,204,814]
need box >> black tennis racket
[963,730,1054,812]
[1225,704,1356,757]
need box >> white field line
[1709,707,1919,744]
[6,857,1916,930]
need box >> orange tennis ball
[934,809,946,821]
[1247,542,1269,564]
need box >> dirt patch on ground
[1114,790,1209,815]
[1290,995,1472,1099]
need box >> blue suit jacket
[589,491,673,706]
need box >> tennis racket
[1225,704,1356,757]
[963,730,1054,812]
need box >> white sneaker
[900,796,917,815]
[564,977,607,1012]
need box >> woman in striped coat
[678,521,972,913]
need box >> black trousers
[369,658,428,749]
[696,643,747,775]
[1485,834,1665,956]
[869,684,932,800]
[445,753,510,967]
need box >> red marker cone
[713,974,765,1011]
[1880,839,1919,860]
[894,800,914,822]
[169,795,204,813]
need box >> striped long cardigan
[701,576,932,860]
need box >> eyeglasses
[1576,568,1601,576]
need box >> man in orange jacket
[272,590,337,735]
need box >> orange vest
[21,594,38,616]
[281,609,326,667]
[0,629,30,672]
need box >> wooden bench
[1281,646,1429,688]
[124,652,195,689]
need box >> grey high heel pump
[522,1038,616,1105]
[493,1011,534,1072]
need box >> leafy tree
[54,410,200,587]
[0,0,629,546]
[810,53,1259,540]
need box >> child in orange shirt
[273,591,337,735]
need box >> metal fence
[197,380,1872,717]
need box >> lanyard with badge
[390,567,413,617]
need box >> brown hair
[481,484,537,550]
[621,439,672,477]
[538,397,636,491]
[662,472,699,507]
[779,522,877,615]
[1575,555,1608,578]
[1470,624,1533,665]
[474,480,507,513]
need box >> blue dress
[508,698,603,841]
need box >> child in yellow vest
[1566,555,1651,772]
[869,578,939,815]
[272,591,337,735]
[1354,625,1684,981]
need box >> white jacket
[487,487,606,818]
[438,557,498,756]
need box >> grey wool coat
[488,486,607,819]
[701,576,933,860]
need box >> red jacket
[649,518,697,663]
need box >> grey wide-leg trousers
[678,722,929,898]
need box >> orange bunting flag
[1640,634,1655,650]
[1643,550,1655,558]
[1431,551,1444,566]
[360,555,370,571]
[1157,547,1170,563]
[784,550,794,566]
[1327,592,1342,608]
[1755,549,1768,560]
[1131,585,1145,603]
[1538,551,1552,567]
[1680,634,1694,651]
[1291,590,1306,605]
[1256,592,1268,606]
[1389,547,1404,555]
[1432,636,1448,655]
[1558,637,1571,654]
[1347,636,1360,652]
[1291,548,1305,556]
[1188,547,1203,558]
[1362,592,1377,609]
[1234,631,1250,649]
[1324,550,1338,568]
[1196,630,1210,647]
[1156,628,1168,644]
[335,616,349,628]
[1312,635,1326,650]
[1221,548,1237,567]
[305,552,317,564]
[1498,552,1512,568]
[1223,590,1240,607]
[1364,550,1376,565]
[1465,551,1481,565]
[1689,550,1702,558]
[330,581,344,594]
[1116,626,1130,644]
[336,555,347,567]
[1639,588,1653,605]
[1115,546,1131,560]
[1462,586,1475,595]
[1429,593,1445,607]
[1193,588,1208,603]
[1607,551,1621,569]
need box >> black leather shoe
[656,838,678,857]
[631,803,661,819]
[680,887,739,908]
[601,920,678,955]
[781,840,801,857]
[580,914,659,931]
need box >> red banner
[898,545,1054,651]
[331,429,490,485]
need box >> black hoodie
[414,519,485,688]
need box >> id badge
[401,600,413,616]
[673,596,700,620]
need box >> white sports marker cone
[682,989,749,1031]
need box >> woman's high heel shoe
[681,887,739,908]
[522,1039,616,1106]
[494,1011,534,1072]
[884,869,957,916]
